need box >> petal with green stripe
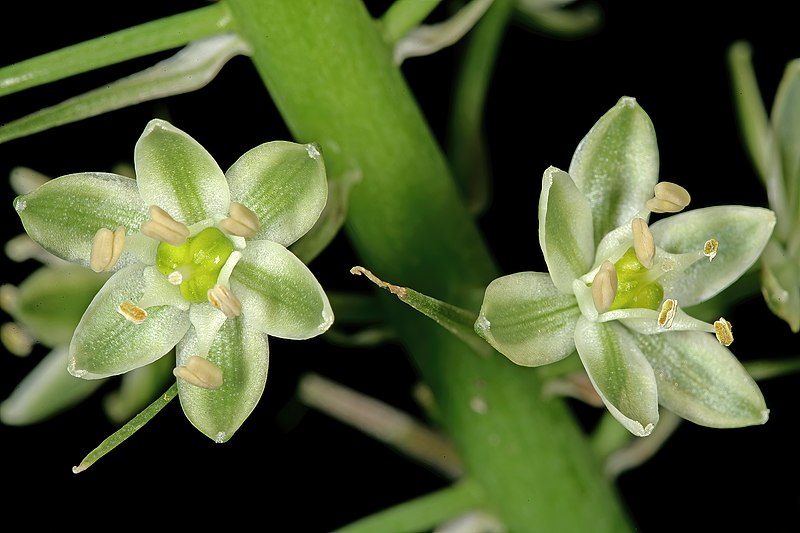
[569,97,659,243]
[539,166,595,293]
[134,119,230,225]
[176,317,269,443]
[633,329,768,428]
[226,141,328,247]
[649,206,776,306]
[69,264,190,379]
[14,172,147,270]
[230,240,333,339]
[475,272,580,366]
[574,316,659,436]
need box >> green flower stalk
[475,97,774,436]
[13,118,334,442]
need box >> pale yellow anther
[140,205,190,246]
[90,227,127,272]
[714,317,733,346]
[207,284,242,317]
[167,271,183,285]
[219,202,260,238]
[592,261,618,314]
[631,218,655,269]
[173,356,223,390]
[117,301,147,324]
[654,182,691,208]
[645,182,691,214]
[703,239,719,261]
[658,299,678,328]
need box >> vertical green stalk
[224,1,633,530]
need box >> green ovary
[156,227,234,303]
[608,247,664,311]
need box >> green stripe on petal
[574,316,659,436]
[14,172,148,269]
[69,264,190,379]
[569,97,659,243]
[226,141,328,247]
[539,166,595,293]
[176,317,268,443]
[231,240,334,339]
[650,206,776,306]
[134,119,230,225]
[476,272,579,366]
[633,329,769,428]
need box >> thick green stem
[224,0,633,530]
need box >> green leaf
[231,240,334,339]
[476,271,580,366]
[0,346,105,425]
[350,266,491,357]
[176,317,268,442]
[633,329,768,428]
[135,119,230,225]
[649,206,776,306]
[226,141,328,247]
[69,264,190,379]
[0,3,233,98]
[9,264,107,347]
[0,34,251,145]
[538,166,595,292]
[73,383,178,474]
[574,316,659,436]
[569,96,659,243]
[14,172,148,269]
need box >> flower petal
[135,119,230,225]
[230,240,333,339]
[226,141,328,247]
[539,166,595,293]
[475,272,580,366]
[176,317,269,443]
[574,316,659,436]
[0,346,104,425]
[69,264,190,379]
[14,172,148,269]
[633,329,769,428]
[569,97,659,243]
[650,206,776,306]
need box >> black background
[1,1,798,531]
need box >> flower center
[155,227,234,303]
[607,247,664,311]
